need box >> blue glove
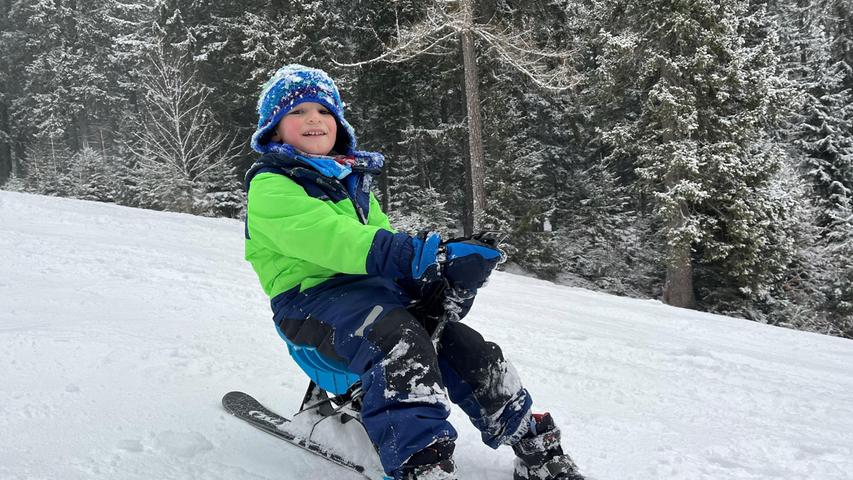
[410,231,442,283]
[442,238,502,292]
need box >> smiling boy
[242,65,585,480]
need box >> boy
[244,64,585,480]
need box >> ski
[221,391,389,480]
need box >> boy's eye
[288,109,303,115]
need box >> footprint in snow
[153,431,214,458]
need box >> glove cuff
[366,230,414,279]
[411,231,442,280]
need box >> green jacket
[244,151,405,298]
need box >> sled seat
[275,324,360,395]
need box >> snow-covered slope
[2,190,852,480]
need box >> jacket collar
[264,142,384,179]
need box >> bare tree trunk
[417,142,431,189]
[460,0,487,236]
[380,155,390,212]
[77,110,89,150]
[663,253,695,308]
[662,201,696,308]
[0,97,11,185]
[0,0,13,184]
[797,0,807,66]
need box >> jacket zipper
[314,174,367,225]
[349,176,368,225]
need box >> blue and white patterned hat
[251,65,357,155]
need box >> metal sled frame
[295,380,395,480]
[298,379,363,424]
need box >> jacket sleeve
[367,192,397,233]
[247,172,412,278]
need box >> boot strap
[513,427,562,456]
[530,454,580,480]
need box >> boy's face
[271,102,338,156]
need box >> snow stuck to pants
[381,337,449,407]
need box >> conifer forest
[1,0,851,337]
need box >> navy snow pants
[270,275,533,475]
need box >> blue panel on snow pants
[271,275,457,475]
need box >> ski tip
[222,391,249,408]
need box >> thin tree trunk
[380,154,390,212]
[460,0,486,236]
[13,139,24,177]
[66,117,80,153]
[0,0,12,184]
[0,97,11,184]
[417,144,431,189]
[77,110,89,150]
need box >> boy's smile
[271,101,338,156]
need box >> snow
[380,337,447,406]
[1,190,852,480]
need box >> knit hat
[251,65,357,155]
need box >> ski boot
[512,413,585,480]
[395,439,457,480]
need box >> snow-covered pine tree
[66,147,121,202]
[2,0,149,191]
[327,0,469,230]
[777,1,853,222]
[194,172,244,218]
[150,0,256,154]
[590,0,797,316]
[825,207,853,335]
[10,0,78,155]
[0,171,26,192]
[99,0,155,209]
[825,0,853,90]
[480,0,658,295]
[359,64,466,232]
[551,160,660,296]
[100,0,157,148]
[484,136,561,278]
[474,53,560,277]
[19,137,73,196]
[333,0,573,235]
[387,124,456,233]
[771,0,853,334]
[12,0,118,154]
[150,0,195,57]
